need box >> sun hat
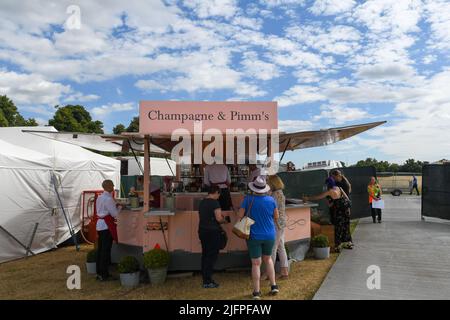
[248,175,271,194]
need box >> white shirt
[203,164,231,189]
[96,191,121,231]
[248,168,261,183]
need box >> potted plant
[118,256,140,288]
[86,249,97,274]
[143,244,169,285]
[311,234,330,260]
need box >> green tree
[113,124,126,134]
[126,116,139,132]
[48,105,104,133]
[400,159,423,173]
[0,95,38,127]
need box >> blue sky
[1,0,450,167]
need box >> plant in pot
[143,244,169,285]
[117,256,140,288]
[311,234,330,260]
[86,249,97,274]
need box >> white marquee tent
[0,127,120,263]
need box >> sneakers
[270,285,279,295]
[203,282,219,289]
[252,291,262,300]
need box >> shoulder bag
[232,196,255,240]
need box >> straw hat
[248,176,271,194]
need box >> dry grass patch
[0,244,338,300]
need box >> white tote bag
[232,196,255,240]
[372,199,385,209]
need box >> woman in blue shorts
[237,175,279,300]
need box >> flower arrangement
[117,256,140,274]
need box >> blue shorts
[247,239,275,259]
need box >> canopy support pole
[279,138,291,163]
[143,136,151,212]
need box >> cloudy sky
[1,0,449,167]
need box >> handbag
[219,227,228,250]
[336,187,352,210]
[232,196,255,240]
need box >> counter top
[286,203,318,209]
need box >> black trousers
[96,229,113,278]
[371,204,382,222]
[410,185,420,195]
[219,188,233,211]
[199,230,221,284]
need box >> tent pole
[143,136,150,212]
[0,225,36,256]
[51,173,80,251]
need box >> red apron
[98,215,118,242]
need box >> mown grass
[0,243,339,300]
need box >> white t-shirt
[96,191,121,231]
[203,164,231,189]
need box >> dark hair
[207,185,221,195]
[330,170,341,177]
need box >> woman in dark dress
[303,178,353,252]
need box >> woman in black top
[198,185,229,288]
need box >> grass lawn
[0,220,359,300]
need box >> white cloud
[286,24,361,56]
[183,0,238,19]
[276,85,326,107]
[278,119,314,132]
[64,92,100,103]
[309,0,355,16]
[0,70,70,105]
[91,102,136,117]
[424,0,450,50]
[241,52,280,81]
[314,105,370,125]
[356,63,416,81]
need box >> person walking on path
[303,177,353,252]
[368,177,383,223]
[410,175,420,195]
[237,176,280,300]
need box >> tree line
[0,95,137,134]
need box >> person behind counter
[198,185,230,288]
[203,163,233,211]
[303,177,353,252]
[248,164,264,182]
[237,176,280,300]
[96,180,122,281]
[136,175,161,208]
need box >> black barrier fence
[341,166,376,219]
[422,164,450,220]
[279,166,375,220]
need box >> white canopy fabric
[0,127,120,263]
[116,156,177,176]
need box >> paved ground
[314,195,450,300]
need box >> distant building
[432,159,450,165]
